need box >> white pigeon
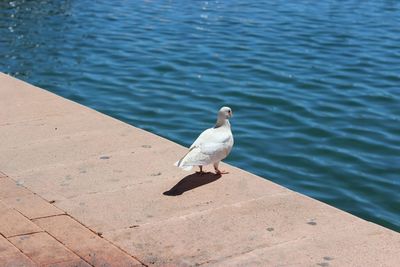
[174,106,234,175]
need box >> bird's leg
[196,165,205,175]
[214,162,229,175]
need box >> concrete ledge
[0,73,399,266]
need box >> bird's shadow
[163,172,221,196]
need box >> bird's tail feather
[174,160,193,171]
[174,148,195,171]
[182,165,193,171]
[174,147,196,171]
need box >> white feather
[175,107,234,171]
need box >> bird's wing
[176,142,229,168]
[199,142,230,156]
[176,146,212,166]
[177,135,232,168]
[190,128,214,149]
[190,128,230,148]
[175,126,233,170]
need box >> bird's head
[219,106,233,119]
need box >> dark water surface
[1,0,399,232]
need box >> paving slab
[0,128,138,175]
[0,177,31,199]
[1,192,65,219]
[55,169,289,233]
[8,232,83,266]
[0,73,92,125]
[103,193,369,266]
[211,224,400,267]
[0,207,43,238]
[34,215,142,266]
[10,144,183,201]
[0,110,121,151]
[1,73,399,266]
[42,259,91,267]
[0,235,37,267]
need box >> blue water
[1,0,399,232]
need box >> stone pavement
[0,172,142,266]
[0,73,399,266]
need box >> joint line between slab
[6,230,44,239]
[48,213,147,266]
[39,229,94,267]
[30,213,67,221]
[4,236,38,265]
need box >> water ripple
[1,0,399,232]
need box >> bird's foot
[215,169,229,175]
[196,166,205,175]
